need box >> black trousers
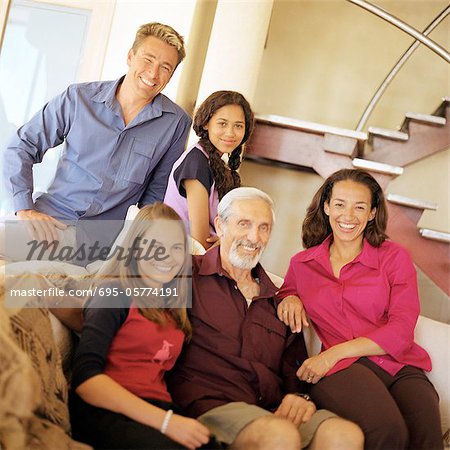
[69,392,223,450]
[309,358,443,450]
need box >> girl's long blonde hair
[97,203,192,339]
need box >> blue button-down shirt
[2,77,191,221]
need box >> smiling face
[126,35,179,103]
[137,219,186,288]
[204,104,246,155]
[324,180,376,248]
[216,198,272,270]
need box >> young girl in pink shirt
[278,169,442,450]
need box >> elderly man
[2,22,190,257]
[169,187,364,449]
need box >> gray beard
[228,240,264,270]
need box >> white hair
[217,187,275,224]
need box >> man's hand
[277,295,309,333]
[297,351,335,384]
[17,209,67,243]
[274,393,316,426]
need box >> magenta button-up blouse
[278,236,431,376]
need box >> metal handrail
[348,0,450,63]
[355,4,450,131]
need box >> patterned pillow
[9,307,70,432]
[0,276,91,450]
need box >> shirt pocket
[123,138,157,184]
[246,317,287,370]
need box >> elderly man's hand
[274,393,316,426]
[277,295,309,333]
[17,209,67,243]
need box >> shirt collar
[296,234,379,270]
[91,76,124,105]
[91,76,178,119]
[296,235,333,263]
[352,238,379,269]
[197,245,279,297]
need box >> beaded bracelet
[161,409,173,434]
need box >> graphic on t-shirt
[152,340,174,364]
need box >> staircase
[367,97,450,166]
[385,195,449,295]
[246,97,450,296]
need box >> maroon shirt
[168,246,308,418]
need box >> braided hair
[193,91,255,200]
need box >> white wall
[253,0,449,130]
[101,0,198,102]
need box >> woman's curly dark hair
[193,91,255,200]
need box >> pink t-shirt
[278,236,431,376]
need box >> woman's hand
[298,337,386,384]
[205,234,220,248]
[297,351,336,384]
[277,295,309,333]
[165,414,211,450]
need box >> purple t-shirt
[164,144,219,235]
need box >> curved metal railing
[347,0,450,131]
[348,0,450,62]
[355,4,450,131]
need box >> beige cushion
[415,315,449,436]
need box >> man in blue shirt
[2,22,191,249]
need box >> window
[0,0,90,214]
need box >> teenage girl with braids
[164,91,254,250]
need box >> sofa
[1,205,449,449]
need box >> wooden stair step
[387,203,450,295]
[432,96,450,117]
[401,112,446,131]
[406,112,446,125]
[368,127,409,143]
[386,193,437,211]
[324,133,359,157]
[255,114,367,141]
[369,98,449,166]
[352,158,403,176]
[419,229,450,244]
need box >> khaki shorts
[198,402,337,448]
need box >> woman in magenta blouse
[278,169,442,450]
